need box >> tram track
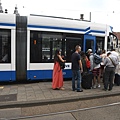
[0,95,120,120]
[1,101,120,120]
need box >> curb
[0,91,120,109]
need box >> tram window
[30,31,63,63]
[30,31,42,63]
[42,33,62,62]
[0,29,11,63]
[86,39,94,51]
[96,37,104,51]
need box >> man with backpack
[89,50,102,88]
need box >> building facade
[113,32,120,52]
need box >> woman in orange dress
[52,49,66,90]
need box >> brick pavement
[0,80,120,108]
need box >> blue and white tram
[0,13,118,82]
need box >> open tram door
[83,35,96,53]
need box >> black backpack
[93,54,102,64]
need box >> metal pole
[89,12,91,22]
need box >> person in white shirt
[111,49,120,84]
[111,49,119,62]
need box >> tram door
[65,37,83,62]
[84,35,96,53]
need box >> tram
[0,13,118,82]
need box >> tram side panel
[0,14,16,82]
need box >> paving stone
[18,90,26,93]
[36,97,45,100]
[27,97,36,101]
[9,90,18,94]
[18,92,26,95]
[17,94,26,97]
[21,105,50,116]
[10,86,18,89]
[48,103,69,113]
[0,108,21,119]
[1,92,10,95]
[0,94,17,102]
[26,94,36,98]
[34,91,43,94]
[18,97,27,101]
[26,91,35,94]
[17,94,27,97]
[36,95,45,99]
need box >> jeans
[104,67,115,90]
[72,70,82,91]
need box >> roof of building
[113,32,120,40]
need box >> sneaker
[102,88,107,91]
[72,88,77,91]
[93,85,96,89]
[108,88,112,91]
[97,84,101,88]
[77,89,83,92]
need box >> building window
[0,29,11,63]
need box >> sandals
[60,87,65,90]
[53,88,60,90]
[52,87,65,90]
[0,86,4,89]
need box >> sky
[1,0,120,31]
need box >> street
[18,104,120,120]
[0,95,120,120]
[4,103,120,120]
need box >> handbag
[59,61,65,69]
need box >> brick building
[113,32,120,52]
